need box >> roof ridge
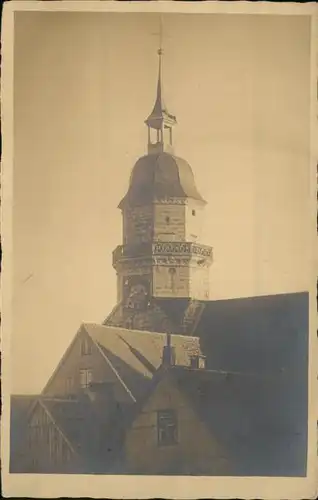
[83,322,200,340]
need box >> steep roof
[84,323,201,400]
[169,367,307,476]
[194,291,309,376]
[129,365,307,476]
[144,48,176,131]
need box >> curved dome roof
[119,153,206,208]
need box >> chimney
[162,333,176,367]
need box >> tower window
[157,410,178,446]
[192,209,196,216]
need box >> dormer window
[190,354,206,370]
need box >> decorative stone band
[153,197,187,205]
[152,197,207,206]
[153,241,212,258]
[113,241,213,268]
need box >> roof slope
[119,153,206,208]
[170,367,307,476]
[84,323,201,399]
[195,291,309,375]
[129,365,307,476]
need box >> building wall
[125,375,230,475]
[23,402,75,473]
[42,329,130,403]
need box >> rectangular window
[80,338,92,356]
[65,376,73,393]
[79,368,93,388]
[157,409,178,446]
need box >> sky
[10,12,312,394]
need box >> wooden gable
[125,372,231,475]
[42,326,132,402]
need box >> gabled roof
[85,323,200,376]
[171,366,307,476]
[42,322,202,403]
[128,365,307,476]
[84,323,201,400]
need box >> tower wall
[115,258,152,303]
[153,202,186,242]
[123,205,153,245]
[189,265,210,300]
[108,48,213,328]
[185,200,205,242]
[152,260,190,298]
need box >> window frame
[79,368,93,389]
[157,409,178,447]
[80,337,92,356]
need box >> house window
[65,377,73,393]
[192,209,196,216]
[157,409,178,446]
[165,216,170,224]
[80,338,92,356]
[79,368,93,388]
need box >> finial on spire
[145,17,177,155]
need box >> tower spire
[145,19,177,155]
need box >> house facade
[125,367,231,476]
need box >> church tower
[105,46,213,334]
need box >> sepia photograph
[0,1,317,499]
